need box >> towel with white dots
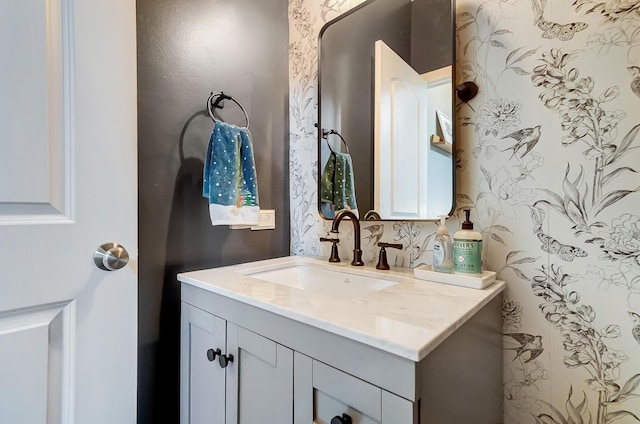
[320,151,358,214]
[203,121,260,226]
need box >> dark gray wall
[136,0,289,422]
[411,0,454,74]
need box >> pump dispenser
[433,215,454,273]
[453,209,483,276]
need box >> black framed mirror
[317,0,455,221]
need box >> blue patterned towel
[203,121,260,226]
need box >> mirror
[318,0,455,221]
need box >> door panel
[181,304,226,424]
[0,0,69,214]
[0,0,137,421]
[228,324,293,424]
[0,303,72,424]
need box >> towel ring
[207,91,250,129]
[322,129,350,155]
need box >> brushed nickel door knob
[94,243,129,271]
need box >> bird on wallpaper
[363,224,384,246]
[629,312,640,345]
[504,333,544,363]
[629,66,640,98]
[501,125,542,160]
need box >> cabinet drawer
[314,360,382,422]
[294,353,414,424]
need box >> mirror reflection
[318,0,455,221]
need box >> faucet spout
[331,210,364,266]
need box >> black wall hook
[456,81,479,102]
[211,92,232,110]
[206,91,250,128]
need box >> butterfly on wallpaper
[537,20,588,41]
[537,232,587,262]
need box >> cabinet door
[226,324,293,424]
[181,303,227,424]
[294,353,414,424]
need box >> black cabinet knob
[331,413,352,424]
[206,348,221,362]
[219,353,234,368]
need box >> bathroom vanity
[178,256,505,423]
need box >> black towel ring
[207,91,250,129]
[322,129,350,155]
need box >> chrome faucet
[330,210,364,266]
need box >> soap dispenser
[433,215,453,273]
[453,209,483,276]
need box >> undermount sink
[240,264,399,299]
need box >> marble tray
[413,265,497,289]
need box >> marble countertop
[178,256,505,362]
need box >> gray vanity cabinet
[180,280,503,424]
[180,303,293,424]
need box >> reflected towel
[203,121,260,226]
[320,151,357,212]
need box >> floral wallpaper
[289,0,640,422]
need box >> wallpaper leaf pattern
[289,0,640,422]
[531,48,640,233]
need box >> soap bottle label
[453,239,482,275]
[433,242,444,267]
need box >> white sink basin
[241,264,398,299]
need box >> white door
[0,0,137,423]
[374,40,429,219]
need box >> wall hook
[456,81,479,102]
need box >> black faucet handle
[320,236,341,263]
[377,242,403,250]
[319,236,338,243]
[376,242,403,270]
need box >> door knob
[94,243,129,271]
[331,413,352,424]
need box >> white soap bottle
[433,215,453,273]
[453,209,483,276]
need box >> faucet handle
[320,236,341,263]
[376,242,403,270]
[378,242,403,249]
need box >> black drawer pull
[331,413,352,424]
